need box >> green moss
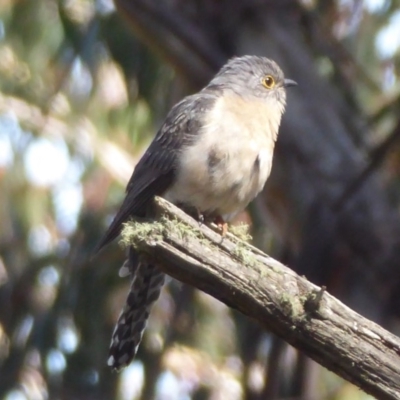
[259,268,271,279]
[160,215,203,242]
[232,244,256,266]
[229,223,252,242]
[278,292,303,319]
[119,215,211,251]
[119,219,164,248]
[228,223,263,269]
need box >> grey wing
[95,93,217,252]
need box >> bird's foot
[214,215,228,237]
[178,204,204,224]
[195,208,205,226]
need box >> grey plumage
[97,55,295,370]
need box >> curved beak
[283,78,297,88]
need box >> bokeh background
[0,0,400,399]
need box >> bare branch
[121,197,400,400]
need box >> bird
[96,55,296,370]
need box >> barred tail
[108,260,165,370]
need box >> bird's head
[208,55,296,109]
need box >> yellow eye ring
[262,75,275,89]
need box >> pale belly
[164,137,274,220]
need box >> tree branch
[121,197,400,400]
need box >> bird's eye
[262,75,275,89]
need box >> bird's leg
[178,203,203,222]
[177,203,226,235]
[197,210,205,226]
[214,215,228,236]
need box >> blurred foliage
[0,0,399,399]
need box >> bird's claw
[214,216,228,236]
